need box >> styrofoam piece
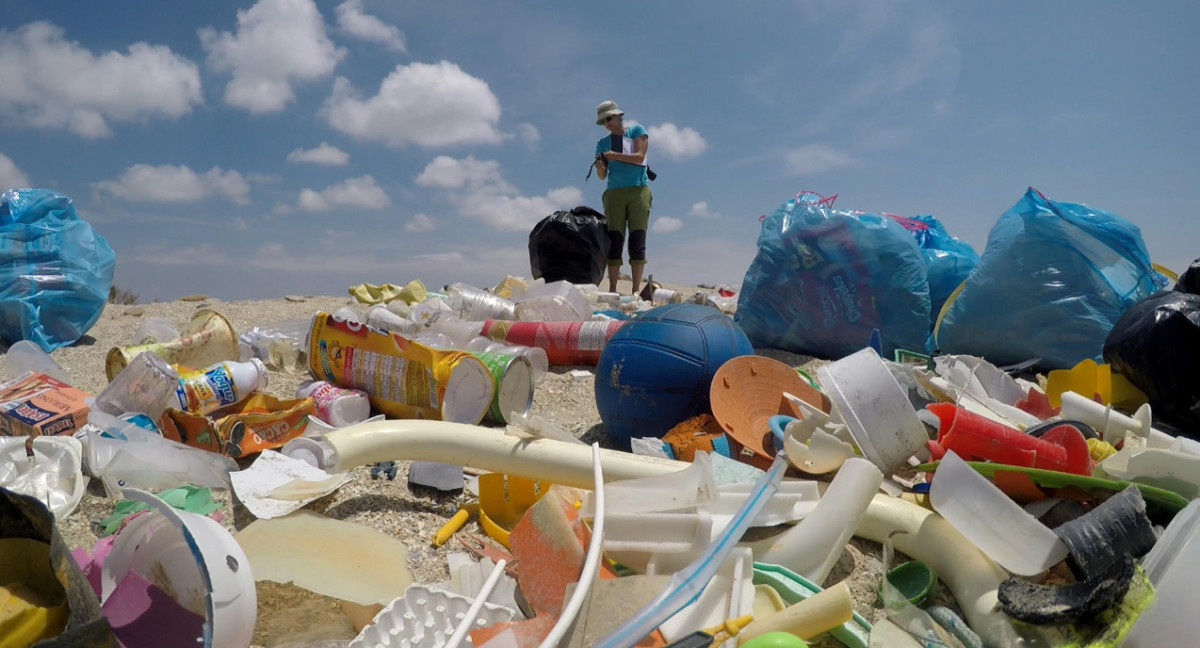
[581,451,716,516]
[817,348,928,475]
[757,458,883,585]
[349,584,517,648]
[1125,499,1200,646]
[0,435,86,518]
[657,548,755,642]
[103,488,257,648]
[602,510,713,554]
[929,451,1068,576]
[1096,445,1200,500]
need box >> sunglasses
[604,114,622,123]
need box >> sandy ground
[1,278,938,647]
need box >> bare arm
[600,135,649,166]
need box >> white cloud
[93,164,250,204]
[783,144,855,175]
[646,123,707,160]
[513,123,541,149]
[336,0,406,52]
[324,61,503,147]
[0,22,202,138]
[652,216,684,233]
[286,142,350,165]
[0,153,32,189]
[415,155,510,191]
[690,201,720,218]
[296,174,390,211]
[404,213,435,232]
[199,0,345,114]
[416,156,581,231]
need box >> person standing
[593,100,651,295]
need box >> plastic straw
[445,557,508,648]
[539,443,606,648]
[592,452,789,648]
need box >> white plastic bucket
[816,347,928,475]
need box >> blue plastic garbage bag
[933,187,1169,370]
[903,214,979,326]
[735,192,931,359]
[0,189,116,351]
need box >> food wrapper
[158,393,313,458]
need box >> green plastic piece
[99,485,220,536]
[752,562,872,648]
[876,560,938,607]
[916,460,1189,514]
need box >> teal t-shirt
[596,124,649,189]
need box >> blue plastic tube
[592,452,789,648]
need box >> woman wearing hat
[593,100,652,295]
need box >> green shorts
[602,185,652,235]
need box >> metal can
[469,351,534,424]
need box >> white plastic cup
[365,304,419,335]
[5,339,71,383]
[817,347,929,476]
[133,316,180,345]
[93,351,180,421]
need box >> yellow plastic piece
[346,279,427,305]
[1087,438,1118,463]
[0,582,69,648]
[0,538,69,648]
[478,473,549,549]
[432,502,479,547]
[705,613,755,640]
[1045,359,1148,410]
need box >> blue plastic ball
[595,303,754,449]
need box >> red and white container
[296,380,372,427]
[479,320,626,366]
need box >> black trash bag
[1176,257,1200,295]
[0,487,118,647]
[1103,290,1200,436]
[528,206,610,285]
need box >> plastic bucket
[816,347,927,475]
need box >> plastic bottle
[174,358,268,415]
[296,380,371,427]
[446,283,516,321]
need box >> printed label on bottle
[176,365,240,414]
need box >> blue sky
[1,1,1196,302]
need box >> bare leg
[631,264,644,297]
[607,265,620,293]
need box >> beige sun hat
[595,100,624,125]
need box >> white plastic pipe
[316,420,1022,647]
[857,494,1023,648]
[539,443,606,648]
[757,457,883,585]
[320,419,688,487]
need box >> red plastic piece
[926,403,1091,475]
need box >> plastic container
[446,283,516,321]
[296,380,371,427]
[174,359,268,415]
[1125,499,1200,645]
[5,339,71,383]
[480,319,625,365]
[816,347,928,476]
[364,303,420,335]
[132,316,180,344]
[420,313,483,348]
[93,350,180,421]
[513,280,591,321]
[102,489,257,648]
